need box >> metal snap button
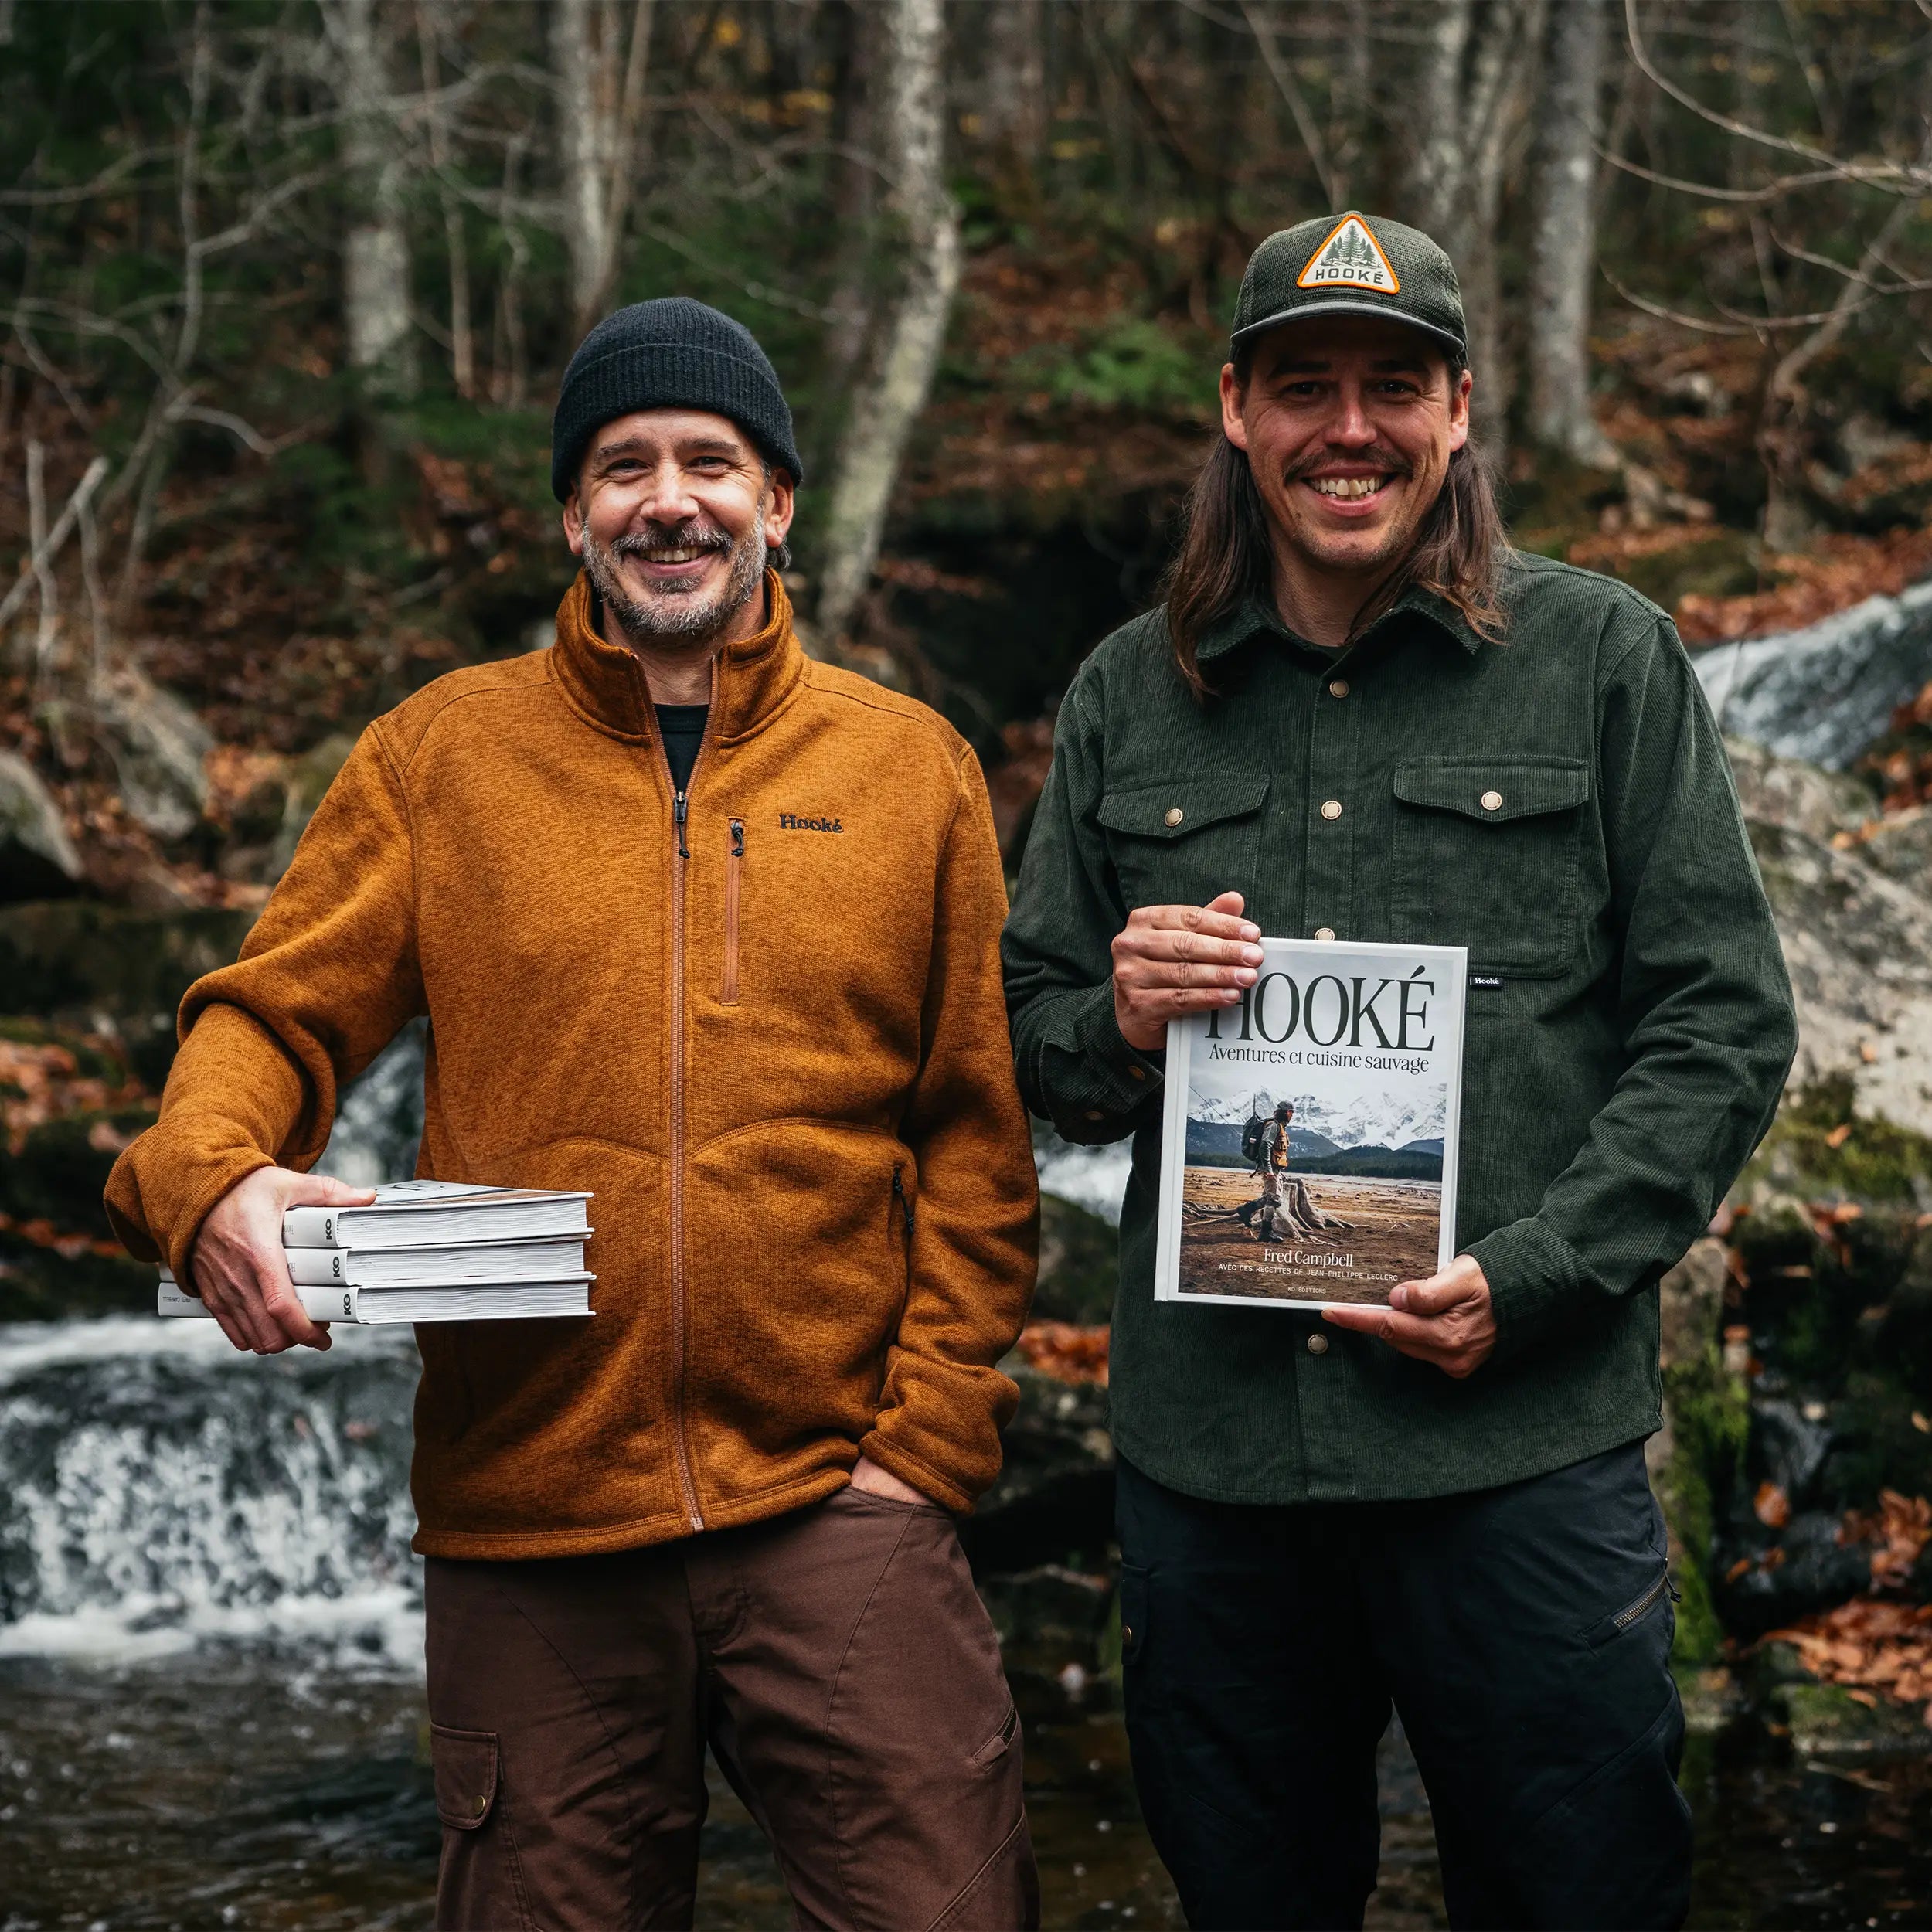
[1306,1332,1330,1355]
[1328,679,1349,699]
[1481,790,1503,811]
[1128,1065,1147,1081]
[1313,927,1335,941]
[1121,1624,1134,1645]
[1320,799,1342,821]
[1163,806,1184,827]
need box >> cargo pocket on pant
[433,1724,499,1830]
[431,1724,531,1931]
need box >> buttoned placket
[1297,641,1362,943]
[1291,634,1364,1498]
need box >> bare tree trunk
[416,0,473,397]
[982,0,1046,190]
[551,0,656,334]
[333,0,417,397]
[1328,0,1372,208]
[1401,0,1543,451]
[815,0,960,645]
[1525,0,1611,463]
[819,0,879,417]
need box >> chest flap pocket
[1391,757,1590,977]
[1098,775,1270,914]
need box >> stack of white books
[157,1179,594,1325]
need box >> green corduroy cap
[1231,212,1467,359]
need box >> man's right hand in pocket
[1111,889,1264,1053]
[188,1167,377,1355]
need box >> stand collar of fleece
[549,567,804,743]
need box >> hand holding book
[1321,1253,1496,1376]
[1111,889,1264,1052]
[189,1166,378,1356]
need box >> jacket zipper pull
[674,789,689,859]
[892,1166,914,1240]
[730,817,744,859]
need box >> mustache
[609,524,734,559]
[1286,450,1412,481]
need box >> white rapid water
[0,1318,423,1667]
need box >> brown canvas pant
[423,1485,1038,1932]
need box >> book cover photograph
[1154,938,1468,1311]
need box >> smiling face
[1220,315,1471,598]
[562,410,795,648]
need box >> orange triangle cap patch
[1296,215,1400,294]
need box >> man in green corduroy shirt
[1003,213,1798,1932]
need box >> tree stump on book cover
[1252,1175,1352,1242]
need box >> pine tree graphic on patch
[1298,215,1398,293]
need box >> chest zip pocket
[722,818,744,1005]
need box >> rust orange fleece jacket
[104,571,1039,1556]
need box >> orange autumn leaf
[1015,1321,1110,1387]
[1755,1481,1792,1529]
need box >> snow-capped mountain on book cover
[1154,937,1468,1311]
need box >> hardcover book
[1152,937,1468,1311]
[281,1179,592,1250]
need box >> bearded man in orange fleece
[105,298,1040,1931]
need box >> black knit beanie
[549,297,804,502]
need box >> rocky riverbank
[4,730,1932,1766]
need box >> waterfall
[0,1318,422,1666]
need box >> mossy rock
[1779,1680,1932,1758]
[1033,1192,1117,1326]
[0,901,256,1026]
[1745,1076,1932,1208]
[1657,1346,1751,1665]
[0,1229,154,1321]
[0,1108,156,1240]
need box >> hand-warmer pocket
[1392,757,1589,977]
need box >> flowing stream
[5,1044,1932,1926]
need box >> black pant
[1115,1443,1691,1932]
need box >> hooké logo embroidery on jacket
[778,812,843,832]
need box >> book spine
[157,1278,359,1321]
[281,1206,345,1247]
[285,1247,357,1286]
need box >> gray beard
[582,522,767,647]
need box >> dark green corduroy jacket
[1002,553,1798,1503]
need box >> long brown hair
[1161,357,1509,699]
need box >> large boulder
[1729,737,1932,1135]
[94,662,211,842]
[0,751,83,902]
[1696,580,1932,769]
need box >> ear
[1219,362,1250,452]
[1446,366,1473,454]
[764,468,797,547]
[562,489,587,558]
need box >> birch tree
[815,0,959,645]
[329,0,417,397]
[1403,0,1546,443]
[550,0,657,333]
[1524,0,1612,464]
